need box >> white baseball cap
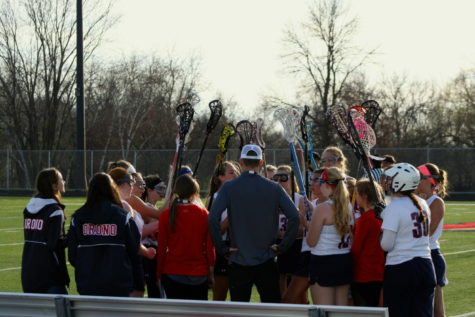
[240,144,263,160]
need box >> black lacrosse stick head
[300,105,310,143]
[360,100,382,128]
[235,120,255,150]
[176,102,195,141]
[206,100,223,134]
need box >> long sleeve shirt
[156,203,215,279]
[209,171,300,266]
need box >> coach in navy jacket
[22,196,70,293]
[209,144,299,302]
[68,176,141,297]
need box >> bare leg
[335,284,350,306]
[310,283,335,305]
[434,286,446,317]
[213,275,229,301]
[282,275,309,304]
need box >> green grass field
[1,197,474,316]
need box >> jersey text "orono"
[82,223,117,236]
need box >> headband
[417,164,438,187]
[178,167,193,177]
[321,169,344,188]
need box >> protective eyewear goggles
[153,183,167,196]
[321,156,339,165]
[272,173,289,182]
[133,181,145,189]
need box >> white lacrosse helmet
[382,163,420,193]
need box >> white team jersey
[310,200,353,256]
[278,193,302,237]
[427,195,444,250]
[213,192,229,241]
[301,198,318,252]
[381,196,431,265]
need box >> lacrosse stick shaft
[289,143,312,221]
[192,134,210,178]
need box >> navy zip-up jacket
[68,200,140,297]
[209,171,299,266]
[21,196,69,293]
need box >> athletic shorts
[431,248,448,287]
[292,251,311,278]
[309,253,352,287]
[277,239,303,274]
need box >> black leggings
[351,281,382,307]
[161,275,208,300]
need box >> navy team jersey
[21,196,70,293]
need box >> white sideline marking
[444,249,475,256]
[447,203,475,206]
[0,228,21,231]
[451,311,475,317]
[0,267,20,272]
[0,243,22,247]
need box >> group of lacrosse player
[21,97,449,317]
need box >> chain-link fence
[0,148,473,195]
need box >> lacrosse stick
[164,102,195,202]
[360,100,382,129]
[274,107,313,224]
[347,108,385,217]
[306,121,319,170]
[254,118,267,176]
[235,120,255,151]
[193,100,223,178]
[300,105,311,194]
[207,123,236,209]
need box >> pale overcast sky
[96,0,475,113]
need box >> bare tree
[0,0,114,187]
[282,0,376,147]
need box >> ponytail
[169,197,179,232]
[325,167,351,236]
[401,191,427,222]
[437,169,448,199]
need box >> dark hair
[107,160,133,172]
[242,150,260,168]
[35,167,62,203]
[423,163,449,199]
[356,178,383,207]
[81,173,122,209]
[169,175,200,231]
[141,174,163,201]
[207,161,239,209]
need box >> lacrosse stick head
[326,104,354,147]
[300,105,310,142]
[186,92,200,107]
[175,102,195,141]
[360,100,382,128]
[274,106,302,143]
[254,118,266,150]
[216,123,235,164]
[348,108,376,155]
[206,100,223,133]
[235,120,255,150]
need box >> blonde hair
[326,167,351,236]
[277,165,299,193]
[322,146,348,175]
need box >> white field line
[0,267,20,272]
[0,242,23,247]
[451,311,475,317]
[0,228,22,231]
[446,203,475,206]
[444,249,475,256]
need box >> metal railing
[0,292,388,317]
[0,148,473,194]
